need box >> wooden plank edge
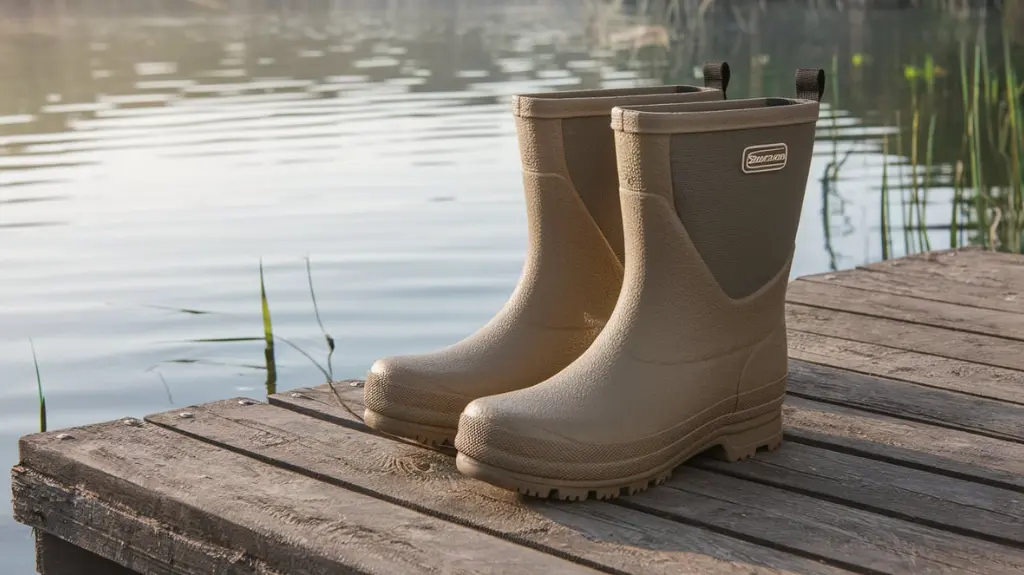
[147,399,854,575]
[144,405,623,575]
[784,425,1024,494]
[787,278,1024,343]
[787,361,1024,445]
[795,269,1024,315]
[12,465,281,575]
[787,330,1024,407]
[18,420,600,575]
[35,531,140,575]
[259,392,1024,552]
[786,303,1024,372]
[690,456,1024,549]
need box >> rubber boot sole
[364,409,457,447]
[455,407,782,501]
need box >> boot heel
[712,412,783,462]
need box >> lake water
[0,1,1014,569]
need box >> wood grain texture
[16,421,599,575]
[787,361,1024,442]
[147,398,853,575]
[624,468,1024,574]
[694,441,1024,546]
[35,531,140,575]
[786,303,1024,371]
[797,267,1024,315]
[787,330,1024,405]
[786,279,1024,341]
[864,248,1024,288]
[13,467,283,575]
[783,396,1024,491]
[268,381,368,430]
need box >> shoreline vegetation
[595,0,1022,257]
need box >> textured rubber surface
[456,409,783,501]
[454,76,823,497]
[362,85,723,443]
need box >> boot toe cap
[455,393,586,469]
[364,356,471,427]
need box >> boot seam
[523,166,624,273]
[618,187,795,305]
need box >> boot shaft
[511,63,730,263]
[611,69,824,300]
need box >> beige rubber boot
[363,63,732,446]
[455,69,826,499]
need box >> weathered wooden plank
[273,382,1024,491]
[783,396,1024,492]
[866,247,1024,286]
[147,399,854,575]
[270,381,368,430]
[35,531,139,575]
[13,467,282,575]
[15,421,599,575]
[787,361,1024,442]
[786,303,1024,371]
[623,468,1024,574]
[787,330,1024,405]
[787,279,1024,341]
[695,441,1024,546]
[797,267,1024,314]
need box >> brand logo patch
[742,143,788,174]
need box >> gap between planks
[16,421,601,575]
[146,400,854,575]
[274,372,1024,492]
[787,330,1024,406]
[786,303,1024,372]
[148,398,1024,574]
[787,279,1024,342]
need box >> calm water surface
[0,1,1009,569]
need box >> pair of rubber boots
[364,62,825,501]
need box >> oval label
[742,143,788,174]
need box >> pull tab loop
[702,61,731,98]
[795,68,826,102]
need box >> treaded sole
[455,410,783,501]
[363,409,457,447]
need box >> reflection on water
[0,1,1019,570]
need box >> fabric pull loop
[795,68,826,102]
[702,61,731,98]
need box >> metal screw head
[178,411,195,419]
[238,399,254,406]
[55,433,73,441]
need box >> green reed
[259,259,278,396]
[956,23,1024,253]
[881,21,1023,258]
[30,339,46,433]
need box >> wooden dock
[11,247,1024,574]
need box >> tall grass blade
[881,133,892,260]
[895,110,911,255]
[921,114,936,252]
[1003,22,1023,252]
[157,372,175,405]
[305,256,335,381]
[259,259,277,397]
[30,339,46,433]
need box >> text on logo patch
[741,143,788,174]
